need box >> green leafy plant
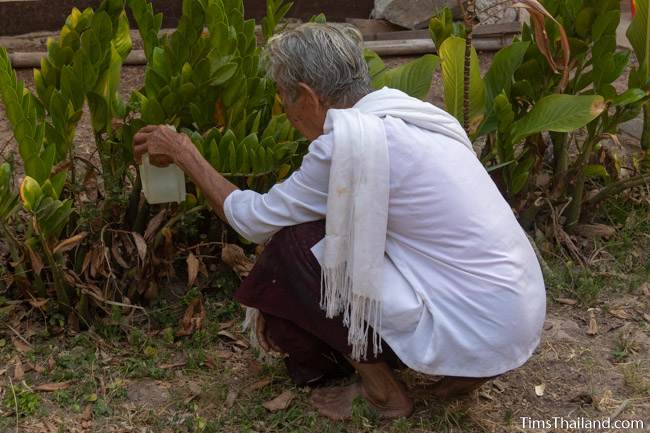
[365,50,440,100]
[626,0,650,170]
[430,1,649,229]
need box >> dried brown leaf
[144,209,167,242]
[12,336,32,353]
[217,330,238,341]
[221,244,254,278]
[244,378,272,393]
[187,253,200,288]
[33,382,71,392]
[158,361,187,369]
[572,224,616,240]
[53,232,87,254]
[262,390,295,411]
[30,362,45,374]
[513,0,570,90]
[587,310,598,336]
[14,358,24,380]
[176,298,206,336]
[111,241,129,268]
[28,298,48,309]
[609,308,632,320]
[27,246,44,275]
[556,297,578,306]
[131,232,148,263]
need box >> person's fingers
[133,144,147,164]
[149,154,173,167]
[133,131,152,146]
[138,124,160,134]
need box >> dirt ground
[1,32,650,433]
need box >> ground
[1,29,650,433]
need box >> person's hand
[133,125,191,167]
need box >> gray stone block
[373,0,462,30]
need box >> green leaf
[19,176,42,211]
[583,164,610,179]
[511,94,606,143]
[627,0,650,75]
[574,7,596,38]
[364,49,386,89]
[113,12,133,60]
[483,42,529,111]
[439,36,485,126]
[309,13,326,23]
[88,92,110,132]
[592,9,620,42]
[140,97,166,124]
[209,62,238,86]
[382,54,439,100]
[612,88,647,106]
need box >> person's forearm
[176,136,239,222]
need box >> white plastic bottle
[138,126,187,204]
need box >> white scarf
[321,87,473,361]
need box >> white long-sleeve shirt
[224,104,546,377]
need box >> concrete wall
[0,0,374,36]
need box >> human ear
[297,82,326,113]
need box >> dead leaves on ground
[176,298,206,337]
[186,252,200,287]
[221,244,254,278]
[33,382,71,392]
[587,309,599,336]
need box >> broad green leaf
[612,88,647,106]
[575,7,596,38]
[511,94,606,143]
[627,0,650,74]
[19,176,42,211]
[382,54,439,100]
[483,42,529,111]
[439,36,485,126]
[113,12,133,60]
[210,62,238,86]
[364,49,386,89]
[592,9,620,42]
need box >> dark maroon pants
[234,220,401,386]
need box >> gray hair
[264,23,373,106]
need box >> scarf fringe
[321,261,383,361]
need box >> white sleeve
[223,135,331,244]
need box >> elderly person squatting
[133,24,546,420]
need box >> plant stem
[585,172,650,208]
[39,232,70,313]
[566,132,597,227]
[551,132,569,195]
[641,102,650,170]
[462,0,475,135]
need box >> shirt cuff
[223,189,242,235]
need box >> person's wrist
[175,135,197,169]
